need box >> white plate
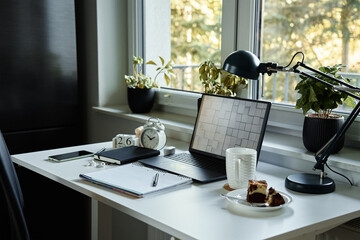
[226,188,292,212]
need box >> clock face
[141,128,160,149]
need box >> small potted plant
[295,64,356,153]
[125,56,175,113]
[199,59,248,97]
[198,59,248,110]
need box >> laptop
[139,94,271,183]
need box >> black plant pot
[302,114,345,153]
[127,88,155,113]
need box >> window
[136,0,360,110]
[135,1,359,140]
[140,0,256,115]
[261,0,360,111]
[169,0,222,92]
[143,0,223,93]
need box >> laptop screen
[190,94,271,160]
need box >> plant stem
[133,65,137,82]
[153,68,162,84]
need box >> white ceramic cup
[226,147,257,189]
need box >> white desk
[12,141,360,240]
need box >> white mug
[226,147,257,189]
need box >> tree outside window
[169,0,222,92]
[262,0,360,106]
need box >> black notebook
[93,146,160,165]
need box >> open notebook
[79,163,192,198]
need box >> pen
[152,173,159,187]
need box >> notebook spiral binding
[133,162,191,178]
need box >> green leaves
[295,64,356,117]
[199,59,220,82]
[146,60,156,65]
[159,56,165,66]
[125,55,176,89]
[132,56,143,65]
[199,59,248,96]
[147,56,176,86]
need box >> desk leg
[91,199,113,240]
[91,199,98,240]
[147,225,172,240]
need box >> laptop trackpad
[139,156,225,183]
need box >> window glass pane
[169,0,222,92]
[262,0,360,109]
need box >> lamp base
[285,173,335,194]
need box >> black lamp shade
[223,50,261,79]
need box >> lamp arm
[270,61,360,98]
[291,62,360,171]
[297,62,360,91]
[313,101,360,170]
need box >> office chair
[0,130,30,240]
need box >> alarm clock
[140,118,166,150]
[112,134,139,148]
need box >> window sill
[93,105,196,141]
[262,132,360,175]
[93,105,360,183]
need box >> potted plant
[295,64,356,153]
[199,59,248,97]
[125,56,175,113]
[197,59,248,110]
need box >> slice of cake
[246,180,268,203]
[266,187,285,207]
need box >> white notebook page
[80,163,192,196]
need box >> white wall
[96,0,128,107]
[82,0,136,143]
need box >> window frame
[136,0,260,114]
[127,0,360,146]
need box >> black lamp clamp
[258,62,281,76]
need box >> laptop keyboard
[165,153,225,172]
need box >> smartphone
[48,150,93,162]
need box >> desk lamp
[223,50,360,194]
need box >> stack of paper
[80,163,192,198]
